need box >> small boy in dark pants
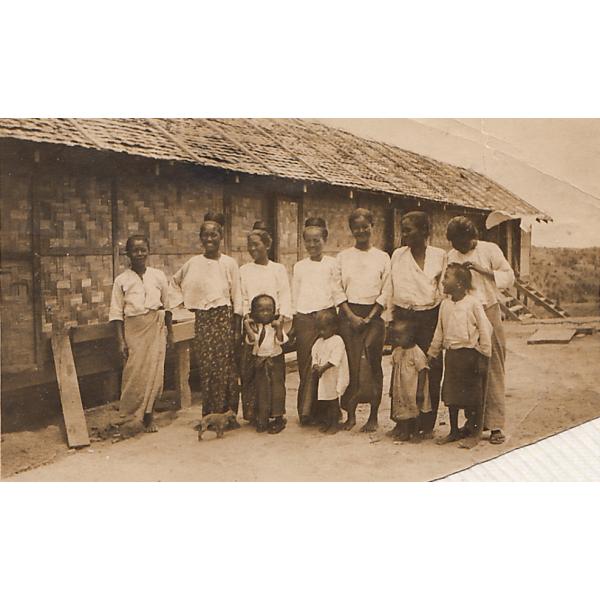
[243,294,287,434]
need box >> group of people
[109,206,514,448]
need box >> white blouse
[292,256,345,315]
[240,260,292,320]
[109,267,169,321]
[246,323,289,358]
[168,254,243,316]
[311,334,350,401]
[428,295,493,358]
[390,245,447,311]
[336,246,391,308]
[447,240,515,308]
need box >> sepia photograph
[1,118,598,482]
[2,5,600,600]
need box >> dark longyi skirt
[193,305,239,416]
[442,348,484,410]
[339,303,385,410]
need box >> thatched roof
[0,118,548,218]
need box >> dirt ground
[3,321,600,481]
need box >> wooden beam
[51,333,90,448]
[146,119,205,164]
[30,156,44,366]
[247,119,334,184]
[204,119,278,175]
[110,175,119,279]
[290,119,379,190]
[176,341,192,409]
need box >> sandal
[489,430,506,445]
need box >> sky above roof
[318,119,600,248]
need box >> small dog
[194,410,238,441]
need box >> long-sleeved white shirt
[292,256,345,315]
[390,245,447,310]
[447,240,515,308]
[109,267,169,321]
[240,260,292,320]
[168,254,243,316]
[428,295,493,358]
[336,246,391,308]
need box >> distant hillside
[530,247,600,315]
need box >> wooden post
[176,341,192,409]
[51,332,90,448]
[173,320,195,409]
[30,151,44,366]
[110,175,120,279]
[222,178,233,255]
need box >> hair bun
[204,210,226,227]
[304,217,327,229]
[252,220,270,232]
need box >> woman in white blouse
[446,216,515,445]
[292,217,345,424]
[337,208,391,433]
[239,221,292,424]
[109,235,174,434]
[169,211,242,421]
[389,211,446,438]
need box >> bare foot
[409,433,422,444]
[342,418,356,431]
[326,424,339,435]
[421,431,434,440]
[393,431,410,442]
[144,422,159,433]
[459,435,481,449]
[319,423,330,433]
[360,419,378,433]
[436,431,462,445]
[386,424,401,438]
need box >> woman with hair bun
[292,217,345,424]
[336,208,391,433]
[446,215,514,445]
[389,210,446,439]
[169,211,242,422]
[239,220,292,425]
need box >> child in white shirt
[388,320,431,442]
[311,311,349,434]
[244,294,288,434]
[428,263,492,449]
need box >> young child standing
[244,294,288,434]
[388,320,431,442]
[310,311,349,434]
[428,263,492,449]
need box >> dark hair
[304,216,328,241]
[125,235,150,253]
[201,210,225,235]
[348,207,374,227]
[248,221,272,247]
[446,216,478,243]
[401,210,430,237]
[250,293,276,315]
[445,262,472,290]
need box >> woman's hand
[464,261,493,279]
[118,339,129,362]
[166,331,175,350]
[349,313,367,332]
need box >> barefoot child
[428,263,492,449]
[311,311,349,434]
[244,294,288,433]
[388,320,431,442]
